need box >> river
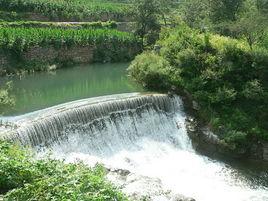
[1,63,143,116]
[1,63,268,201]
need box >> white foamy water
[35,96,268,201]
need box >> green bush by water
[128,25,268,150]
[0,140,127,200]
[0,82,15,114]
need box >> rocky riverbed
[106,167,195,201]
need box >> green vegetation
[0,0,131,21]
[0,140,127,200]
[0,28,137,51]
[128,25,268,151]
[0,27,141,74]
[179,0,268,47]
[128,0,268,154]
[0,82,15,114]
[131,0,177,47]
[0,21,117,29]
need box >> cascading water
[3,93,268,201]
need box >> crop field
[0,0,132,21]
[0,21,118,29]
[0,27,138,50]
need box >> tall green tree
[229,0,268,49]
[132,0,175,47]
[179,0,210,29]
[132,0,161,47]
[209,0,245,23]
[157,0,176,25]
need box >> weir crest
[1,93,189,150]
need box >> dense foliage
[131,0,178,47]
[0,21,117,29]
[0,82,15,114]
[0,27,136,49]
[128,25,268,150]
[0,140,127,200]
[178,0,268,48]
[0,0,131,21]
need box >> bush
[0,140,127,200]
[128,51,179,89]
[0,82,15,114]
[128,25,268,147]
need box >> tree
[132,0,160,47]
[256,0,268,13]
[179,0,210,29]
[132,0,174,47]
[209,0,245,23]
[229,0,268,49]
[157,0,177,25]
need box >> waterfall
[2,93,188,148]
[2,93,267,201]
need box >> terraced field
[0,0,139,75]
[0,0,132,21]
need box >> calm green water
[2,63,143,116]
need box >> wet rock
[106,167,195,201]
[109,168,131,177]
[185,117,228,156]
[192,101,199,111]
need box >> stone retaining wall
[22,45,93,64]
[0,43,140,74]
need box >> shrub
[0,140,127,200]
[0,82,15,114]
[128,25,268,147]
[128,51,179,89]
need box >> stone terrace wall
[22,45,93,64]
[0,42,140,74]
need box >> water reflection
[1,63,143,115]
